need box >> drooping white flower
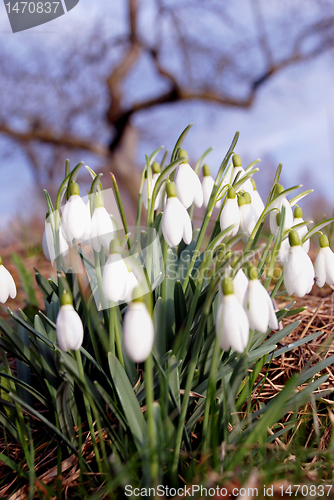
[102,251,129,303]
[243,268,278,333]
[142,162,163,210]
[161,182,192,247]
[78,201,92,246]
[232,267,248,305]
[276,236,290,265]
[124,270,139,303]
[90,194,115,252]
[202,164,222,209]
[292,205,310,254]
[123,299,154,363]
[269,184,293,236]
[231,154,253,195]
[175,150,203,209]
[220,187,240,237]
[61,182,91,244]
[238,192,257,238]
[56,292,83,352]
[250,179,265,218]
[314,234,334,287]
[42,213,69,262]
[216,278,249,353]
[283,230,314,297]
[0,258,16,303]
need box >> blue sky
[0,0,334,227]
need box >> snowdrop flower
[216,277,249,353]
[250,179,265,218]
[175,149,203,209]
[102,245,129,303]
[161,181,192,247]
[220,187,240,237]
[232,267,248,305]
[269,184,293,236]
[56,292,83,352]
[142,162,163,210]
[238,192,257,238]
[314,234,334,287]
[276,236,290,265]
[231,154,253,195]
[123,295,154,363]
[0,257,16,303]
[77,201,92,246]
[90,194,115,252]
[124,269,139,303]
[61,182,91,244]
[243,266,278,333]
[293,205,310,254]
[202,164,222,209]
[42,213,69,262]
[283,230,314,297]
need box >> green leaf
[11,252,38,306]
[174,281,187,331]
[153,298,166,360]
[194,147,213,175]
[108,353,147,449]
[171,124,193,162]
[303,217,334,243]
[168,354,181,410]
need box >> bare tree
[1,0,334,209]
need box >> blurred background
[1,0,334,233]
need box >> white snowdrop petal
[123,302,154,363]
[244,280,269,333]
[175,163,203,209]
[251,190,265,218]
[125,271,139,303]
[56,305,84,352]
[314,249,326,288]
[62,195,90,242]
[202,175,215,208]
[220,198,240,237]
[266,292,279,330]
[0,266,9,303]
[324,246,334,285]
[91,207,115,252]
[276,238,290,265]
[217,294,249,353]
[3,266,17,299]
[284,246,314,297]
[181,205,193,245]
[102,254,128,302]
[233,269,248,305]
[161,197,184,247]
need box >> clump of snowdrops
[1,126,334,496]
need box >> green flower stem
[75,349,103,474]
[202,335,222,452]
[110,173,130,250]
[145,353,158,483]
[114,307,124,368]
